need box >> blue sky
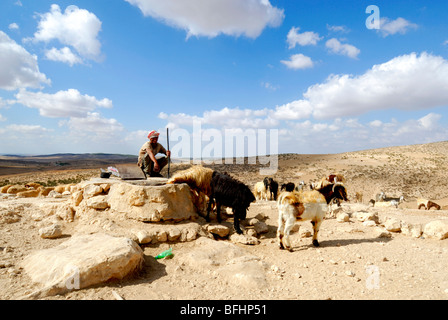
[1,0,448,157]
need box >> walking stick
[166,127,171,179]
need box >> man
[138,130,171,178]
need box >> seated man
[138,130,171,178]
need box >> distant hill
[0,153,138,176]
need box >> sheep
[206,172,256,234]
[253,181,269,201]
[263,177,279,201]
[277,190,328,251]
[417,198,441,210]
[281,182,295,192]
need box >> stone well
[73,178,198,222]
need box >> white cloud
[327,24,349,33]
[287,27,322,48]
[14,89,112,118]
[305,52,448,119]
[0,31,50,91]
[125,0,284,38]
[45,47,83,66]
[8,23,19,30]
[31,4,102,62]
[65,112,124,136]
[325,38,360,59]
[5,124,53,135]
[271,100,312,120]
[158,52,448,154]
[281,54,314,70]
[379,17,418,37]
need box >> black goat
[263,177,279,201]
[206,172,256,234]
[281,182,295,192]
[315,183,349,204]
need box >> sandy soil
[1,141,448,300]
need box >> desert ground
[1,142,448,301]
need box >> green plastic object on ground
[154,248,173,260]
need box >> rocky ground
[1,141,448,300]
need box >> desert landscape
[1,141,448,301]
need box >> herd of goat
[167,166,441,252]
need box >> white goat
[277,190,328,251]
[253,181,268,201]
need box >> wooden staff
[166,127,171,179]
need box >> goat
[277,190,328,250]
[373,200,400,208]
[295,181,306,191]
[207,172,256,234]
[263,177,279,201]
[253,181,269,201]
[167,166,214,196]
[375,192,386,202]
[281,182,295,192]
[315,182,349,205]
[383,195,405,203]
[417,198,441,210]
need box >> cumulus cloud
[44,47,83,66]
[8,23,19,30]
[379,17,418,37]
[14,89,112,118]
[158,52,448,153]
[325,38,360,59]
[31,4,102,62]
[281,54,314,70]
[64,112,124,136]
[306,52,448,119]
[286,27,322,48]
[125,0,284,38]
[0,31,50,91]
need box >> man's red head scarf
[148,130,160,139]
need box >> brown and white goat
[417,198,441,210]
[277,190,328,251]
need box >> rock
[0,204,22,224]
[423,221,448,240]
[355,211,379,224]
[336,213,350,223]
[253,221,269,234]
[55,204,76,222]
[373,228,392,238]
[21,233,144,298]
[384,218,401,232]
[230,233,259,245]
[82,184,103,198]
[86,195,110,210]
[39,224,63,239]
[107,182,197,222]
[401,222,423,238]
[71,191,84,207]
[363,220,377,227]
[207,224,230,238]
[16,189,40,198]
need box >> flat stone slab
[21,233,144,299]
